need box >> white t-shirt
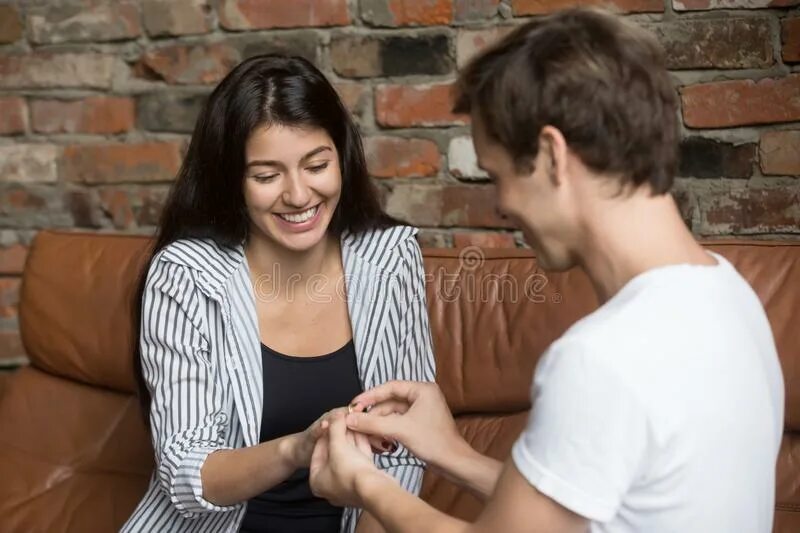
[512,253,784,533]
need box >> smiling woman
[122,55,436,533]
[243,126,341,252]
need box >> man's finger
[365,399,410,417]
[309,434,329,479]
[353,430,373,456]
[350,380,422,407]
[346,411,401,440]
[327,411,350,450]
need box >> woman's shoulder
[154,238,243,272]
[147,238,245,295]
[344,224,421,272]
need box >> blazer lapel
[342,233,393,391]
[218,263,264,448]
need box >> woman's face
[243,124,342,252]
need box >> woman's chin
[259,220,331,253]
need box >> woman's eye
[253,174,278,182]
[307,162,329,174]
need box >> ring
[347,404,353,414]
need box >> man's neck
[576,190,715,305]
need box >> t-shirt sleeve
[511,338,650,522]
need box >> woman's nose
[282,174,311,208]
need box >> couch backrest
[5,231,800,532]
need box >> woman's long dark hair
[133,55,396,421]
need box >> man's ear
[538,125,568,187]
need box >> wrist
[428,430,472,473]
[278,433,301,469]
[354,468,395,508]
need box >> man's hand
[347,381,464,470]
[310,412,392,507]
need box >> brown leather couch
[1,230,798,532]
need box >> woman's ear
[538,125,569,187]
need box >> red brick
[700,184,800,235]
[0,97,27,135]
[62,142,184,184]
[0,53,115,90]
[31,97,135,135]
[1,188,47,211]
[0,330,25,361]
[136,187,169,226]
[456,26,515,68]
[99,189,136,229]
[681,75,800,128]
[375,83,468,128]
[66,189,101,228]
[27,0,141,44]
[361,0,453,26]
[514,0,663,15]
[454,0,501,22]
[0,5,23,43]
[0,278,20,319]
[143,0,212,37]
[219,0,349,29]
[0,145,60,183]
[453,232,515,248]
[330,35,381,78]
[334,82,370,119]
[365,136,441,178]
[140,43,239,85]
[441,185,514,228]
[0,245,28,275]
[783,17,800,63]
[384,184,514,228]
[760,131,800,176]
[649,18,773,70]
[674,0,799,11]
[385,184,443,226]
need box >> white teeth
[278,206,318,223]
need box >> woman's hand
[284,407,347,469]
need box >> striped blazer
[122,225,436,533]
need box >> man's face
[472,113,578,272]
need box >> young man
[309,8,784,533]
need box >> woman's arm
[201,413,331,505]
[143,261,327,513]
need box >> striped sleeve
[342,234,437,533]
[375,235,437,479]
[140,259,238,518]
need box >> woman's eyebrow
[245,146,332,168]
[300,145,333,161]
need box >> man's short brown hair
[454,8,678,194]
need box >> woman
[122,55,436,533]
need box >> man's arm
[357,456,586,533]
[310,414,587,533]
[346,381,502,500]
[432,435,503,501]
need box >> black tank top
[239,340,362,533]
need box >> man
[310,8,784,533]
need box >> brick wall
[0,0,799,365]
